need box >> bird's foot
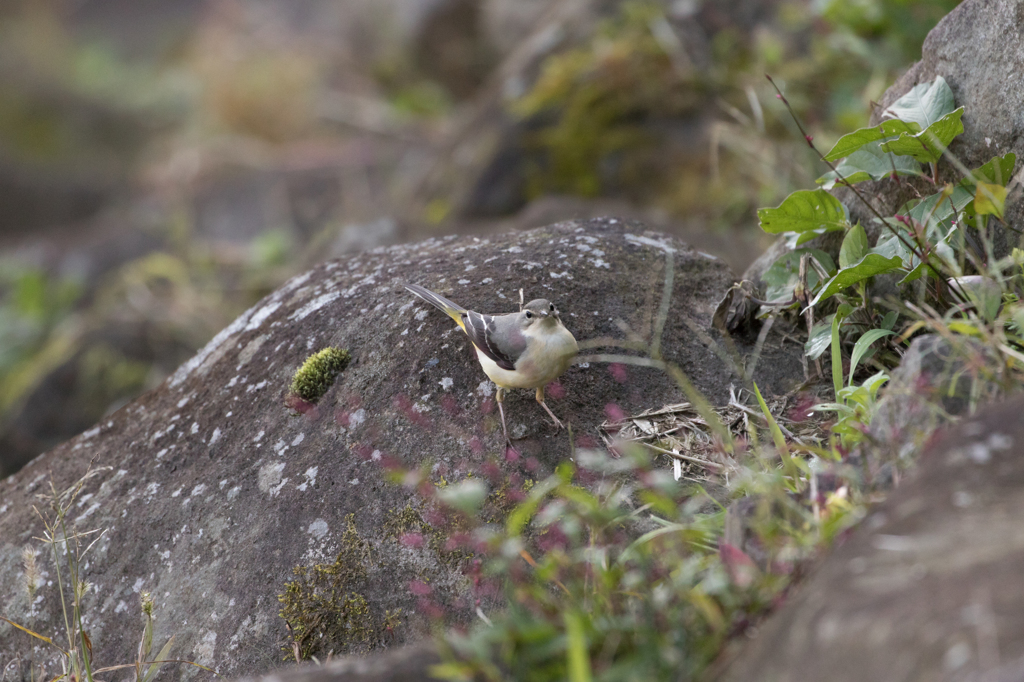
[539,401,565,430]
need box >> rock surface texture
[720,395,1024,682]
[0,219,799,680]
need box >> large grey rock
[720,394,1024,682]
[866,334,1003,477]
[0,219,800,681]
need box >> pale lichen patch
[244,301,282,332]
[238,334,270,366]
[308,518,329,539]
[290,291,341,322]
[258,462,287,496]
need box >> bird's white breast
[475,321,577,389]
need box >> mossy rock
[290,347,351,403]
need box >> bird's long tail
[404,284,468,332]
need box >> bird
[403,283,578,446]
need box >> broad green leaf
[822,119,919,162]
[871,231,912,263]
[899,237,960,285]
[818,138,923,189]
[888,185,973,283]
[906,184,973,232]
[951,275,1002,322]
[849,329,895,384]
[862,371,890,400]
[758,189,850,235]
[965,152,1017,187]
[880,108,964,164]
[881,310,898,331]
[839,223,869,269]
[881,76,956,129]
[762,249,836,305]
[975,181,1007,219]
[810,253,903,306]
[805,316,834,360]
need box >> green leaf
[951,275,1002,322]
[870,231,912,263]
[880,107,964,164]
[757,189,850,235]
[805,316,834,360]
[906,184,974,228]
[507,477,560,536]
[818,139,923,189]
[965,152,1017,187]
[849,329,895,384]
[753,382,794,477]
[881,311,898,331]
[975,181,1008,219]
[142,636,176,682]
[890,184,974,284]
[839,223,869,269]
[830,314,843,399]
[564,611,592,682]
[898,237,960,285]
[881,76,956,129]
[762,249,836,305]
[810,254,903,307]
[821,119,919,162]
[436,479,488,514]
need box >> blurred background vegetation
[0,0,960,476]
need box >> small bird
[404,283,578,445]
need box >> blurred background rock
[0,0,960,476]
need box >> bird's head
[520,299,562,328]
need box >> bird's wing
[462,311,524,371]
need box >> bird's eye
[525,311,533,319]
[549,303,555,311]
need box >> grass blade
[753,383,794,479]
[849,329,895,384]
[830,314,843,400]
[564,611,592,682]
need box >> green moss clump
[383,504,472,568]
[289,347,350,403]
[278,514,397,660]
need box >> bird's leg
[535,386,565,429]
[496,386,513,446]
